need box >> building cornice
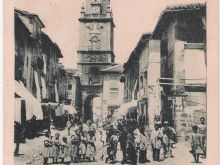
[79,18,115,27]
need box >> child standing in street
[53,133,61,163]
[138,128,149,163]
[79,131,87,162]
[162,121,176,159]
[190,125,204,163]
[151,122,163,162]
[70,133,79,163]
[59,136,69,164]
[43,132,53,165]
[198,117,206,158]
[86,130,96,162]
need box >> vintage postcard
[4,0,219,164]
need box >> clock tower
[77,0,115,121]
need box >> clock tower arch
[77,0,115,122]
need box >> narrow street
[14,128,207,165]
[13,1,208,165]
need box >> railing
[85,14,107,18]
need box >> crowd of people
[41,115,207,164]
[101,118,177,164]
[43,116,97,164]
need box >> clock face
[92,6,100,14]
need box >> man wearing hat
[151,121,163,162]
[161,121,176,159]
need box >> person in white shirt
[197,117,206,158]
[151,121,163,162]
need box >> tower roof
[80,0,112,18]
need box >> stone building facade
[15,9,66,125]
[152,3,206,135]
[101,64,124,119]
[123,44,139,120]
[41,32,63,103]
[122,3,206,134]
[15,11,34,92]
[15,9,46,101]
[136,34,161,128]
[77,0,116,121]
[14,9,46,125]
[66,69,82,111]
[57,64,67,104]
[123,34,161,127]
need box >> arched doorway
[84,94,102,122]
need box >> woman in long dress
[70,133,79,162]
[43,132,53,165]
[86,130,96,161]
[190,125,204,163]
[151,122,163,162]
[52,133,61,163]
[59,137,70,163]
[79,131,87,162]
[138,129,149,163]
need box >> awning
[63,105,77,114]
[14,98,22,123]
[41,77,47,99]
[117,100,138,117]
[34,71,41,101]
[15,80,43,120]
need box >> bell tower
[77,0,115,121]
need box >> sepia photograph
[4,0,218,164]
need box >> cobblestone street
[14,128,206,165]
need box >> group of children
[42,116,206,164]
[43,121,96,164]
[150,120,176,162]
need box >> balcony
[85,14,107,18]
[79,13,113,21]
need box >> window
[90,36,100,50]
[140,76,143,89]
[88,67,100,84]
[109,88,119,103]
[68,84,72,90]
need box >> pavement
[14,128,207,165]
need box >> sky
[15,0,205,69]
